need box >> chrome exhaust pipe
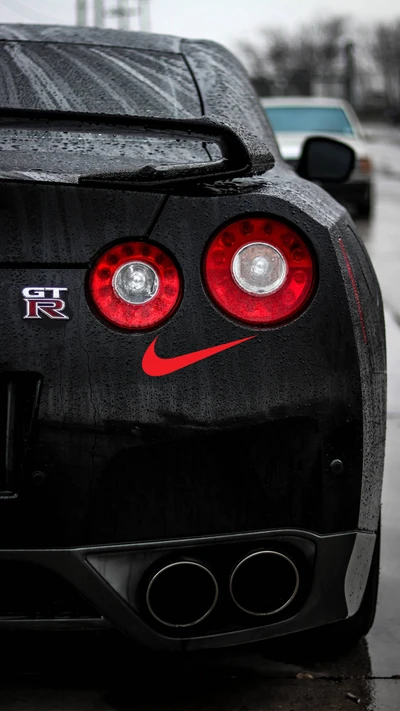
[145,560,219,628]
[229,550,300,616]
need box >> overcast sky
[0,0,398,49]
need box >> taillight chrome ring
[231,241,288,296]
[112,260,160,305]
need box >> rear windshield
[265,107,354,136]
[0,42,206,181]
[0,42,202,117]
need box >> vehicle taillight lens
[89,242,182,330]
[358,157,372,174]
[203,217,315,326]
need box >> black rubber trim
[0,617,112,631]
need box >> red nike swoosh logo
[142,336,255,376]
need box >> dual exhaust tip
[145,550,300,629]
[146,561,218,629]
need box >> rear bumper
[0,528,376,651]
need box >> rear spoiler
[0,109,275,186]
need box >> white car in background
[261,97,373,217]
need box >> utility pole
[344,41,355,105]
[76,0,87,26]
[94,0,104,27]
[115,0,131,30]
[78,0,151,31]
[138,0,151,32]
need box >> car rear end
[0,26,385,651]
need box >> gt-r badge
[22,287,69,320]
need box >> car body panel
[0,24,386,648]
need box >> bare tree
[372,21,400,105]
[238,17,349,97]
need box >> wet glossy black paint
[0,182,370,546]
[0,183,165,262]
[0,24,386,647]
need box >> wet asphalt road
[1,124,400,710]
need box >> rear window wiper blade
[0,109,274,184]
[79,158,238,187]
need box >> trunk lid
[0,181,165,263]
[0,177,362,547]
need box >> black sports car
[0,24,386,654]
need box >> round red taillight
[203,217,315,326]
[89,242,182,330]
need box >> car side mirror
[297,137,355,183]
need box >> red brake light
[203,217,315,326]
[89,242,182,330]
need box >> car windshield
[265,107,354,135]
